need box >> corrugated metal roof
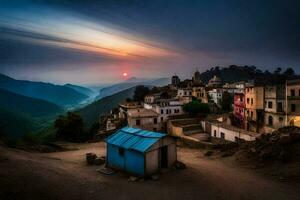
[105,127,166,153]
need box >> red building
[233,93,245,128]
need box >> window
[161,117,163,122]
[291,104,296,112]
[221,132,225,139]
[214,130,217,137]
[277,102,283,112]
[299,89,300,96]
[136,119,141,126]
[247,98,250,104]
[291,89,295,96]
[268,101,273,109]
[166,110,169,114]
[161,109,164,114]
[154,118,157,124]
[268,116,273,126]
[235,137,239,143]
[251,111,253,118]
[279,117,283,122]
[251,98,253,105]
[118,148,124,156]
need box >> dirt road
[0,142,299,200]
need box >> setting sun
[123,72,128,77]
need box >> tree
[274,67,282,75]
[133,85,149,101]
[283,68,295,77]
[54,112,86,142]
[183,100,210,116]
[221,91,233,112]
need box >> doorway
[161,146,168,168]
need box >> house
[244,84,264,132]
[286,79,300,127]
[233,92,246,129]
[171,75,180,86]
[223,81,245,95]
[105,127,177,177]
[152,99,185,123]
[207,75,222,88]
[192,86,209,103]
[263,85,286,133]
[177,88,192,103]
[208,88,223,105]
[209,122,258,142]
[192,70,202,84]
[119,101,142,119]
[127,108,162,131]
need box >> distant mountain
[0,88,63,118]
[0,73,88,107]
[78,86,136,127]
[64,84,97,97]
[96,77,170,99]
[199,65,299,84]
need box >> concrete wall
[127,117,163,132]
[167,143,177,167]
[145,149,159,175]
[145,137,177,175]
[210,123,256,142]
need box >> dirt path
[0,142,299,200]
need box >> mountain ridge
[0,73,89,107]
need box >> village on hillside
[98,71,300,142]
[85,71,300,177]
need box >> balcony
[246,116,256,122]
[288,96,300,100]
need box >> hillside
[0,88,63,118]
[0,108,37,138]
[0,73,88,107]
[64,84,97,97]
[96,77,169,99]
[199,65,298,84]
[78,86,136,126]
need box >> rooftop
[105,127,166,152]
[128,108,159,118]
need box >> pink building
[233,93,245,128]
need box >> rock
[128,176,139,182]
[86,153,97,165]
[250,148,256,153]
[204,150,213,156]
[151,174,159,181]
[174,161,186,169]
[278,150,292,162]
[278,134,292,145]
[94,157,105,165]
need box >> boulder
[174,161,186,169]
[94,157,105,165]
[86,153,97,165]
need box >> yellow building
[192,86,209,103]
[286,79,300,127]
[244,84,264,132]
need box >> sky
[0,0,299,85]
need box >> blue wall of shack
[107,144,145,176]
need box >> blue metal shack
[105,127,177,177]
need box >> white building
[208,89,223,104]
[153,99,185,123]
[201,121,258,142]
